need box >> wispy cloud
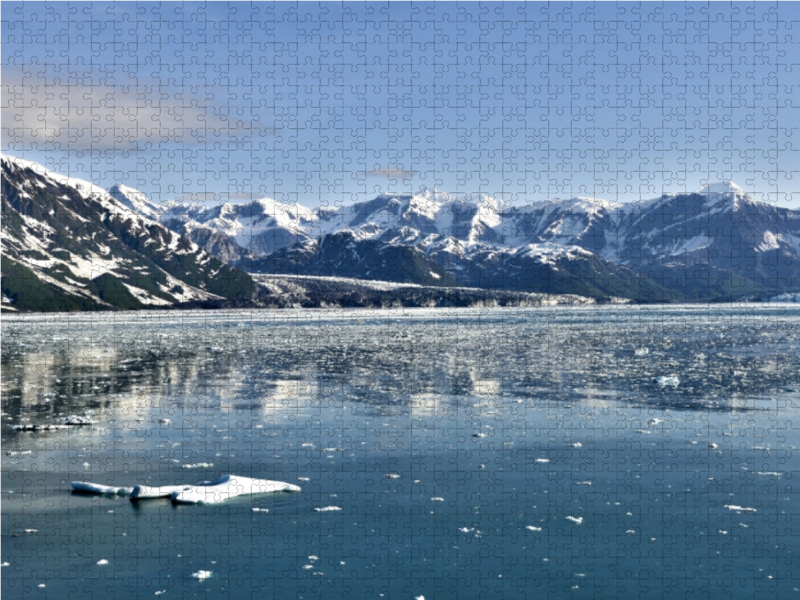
[367,167,416,180]
[2,69,275,151]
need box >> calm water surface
[2,306,799,599]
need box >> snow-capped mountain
[151,181,800,300]
[5,153,798,309]
[1,156,257,311]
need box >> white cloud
[2,69,274,151]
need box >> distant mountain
[154,184,800,301]
[1,156,257,311]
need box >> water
[2,306,799,599]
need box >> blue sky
[3,2,799,207]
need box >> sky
[3,1,799,208]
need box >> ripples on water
[2,306,799,599]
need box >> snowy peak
[109,184,162,221]
[695,181,745,196]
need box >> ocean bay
[2,306,799,599]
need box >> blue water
[2,306,799,599]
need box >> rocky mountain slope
[1,156,257,311]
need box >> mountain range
[3,154,799,311]
[116,179,800,301]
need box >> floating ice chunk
[415,596,425,600]
[308,555,318,560]
[182,462,213,469]
[635,348,649,356]
[302,565,314,570]
[298,477,310,482]
[472,433,487,438]
[458,527,475,533]
[431,497,445,502]
[708,443,718,449]
[577,481,593,486]
[62,415,96,425]
[655,376,680,388]
[566,516,583,525]
[11,423,67,431]
[155,418,172,424]
[385,473,401,479]
[251,507,269,513]
[191,570,212,580]
[24,529,38,534]
[71,481,135,496]
[535,458,550,463]
[171,475,301,504]
[131,484,191,499]
[756,471,781,477]
[526,526,543,532]
[6,450,32,456]
[569,443,582,448]
[314,506,342,512]
[725,504,757,513]
[0,562,9,567]
[96,559,109,565]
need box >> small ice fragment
[569,443,582,448]
[458,527,474,533]
[430,497,444,502]
[472,433,486,438]
[635,348,649,356]
[24,529,38,534]
[181,462,213,469]
[1,562,9,567]
[655,376,679,388]
[756,472,781,477]
[298,477,310,482]
[155,418,172,424]
[577,481,593,486]
[535,458,550,463]
[566,516,583,525]
[62,415,96,426]
[308,555,318,560]
[526,526,542,532]
[314,506,342,512]
[708,443,718,449]
[154,590,166,595]
[97,559,109,565]
[251,507,269,513]
[415,596,425,600]
[725,505,757,513]
[302,565,314,570]
[385,474,401,479]
[6,450,32,457]
[191,570,212,580]
[38,584,45,588]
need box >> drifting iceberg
[171,475,301,504]
[71,481,135,495]
[655,375,680,388]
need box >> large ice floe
[72,474,301,504]
[171,475,301,504]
